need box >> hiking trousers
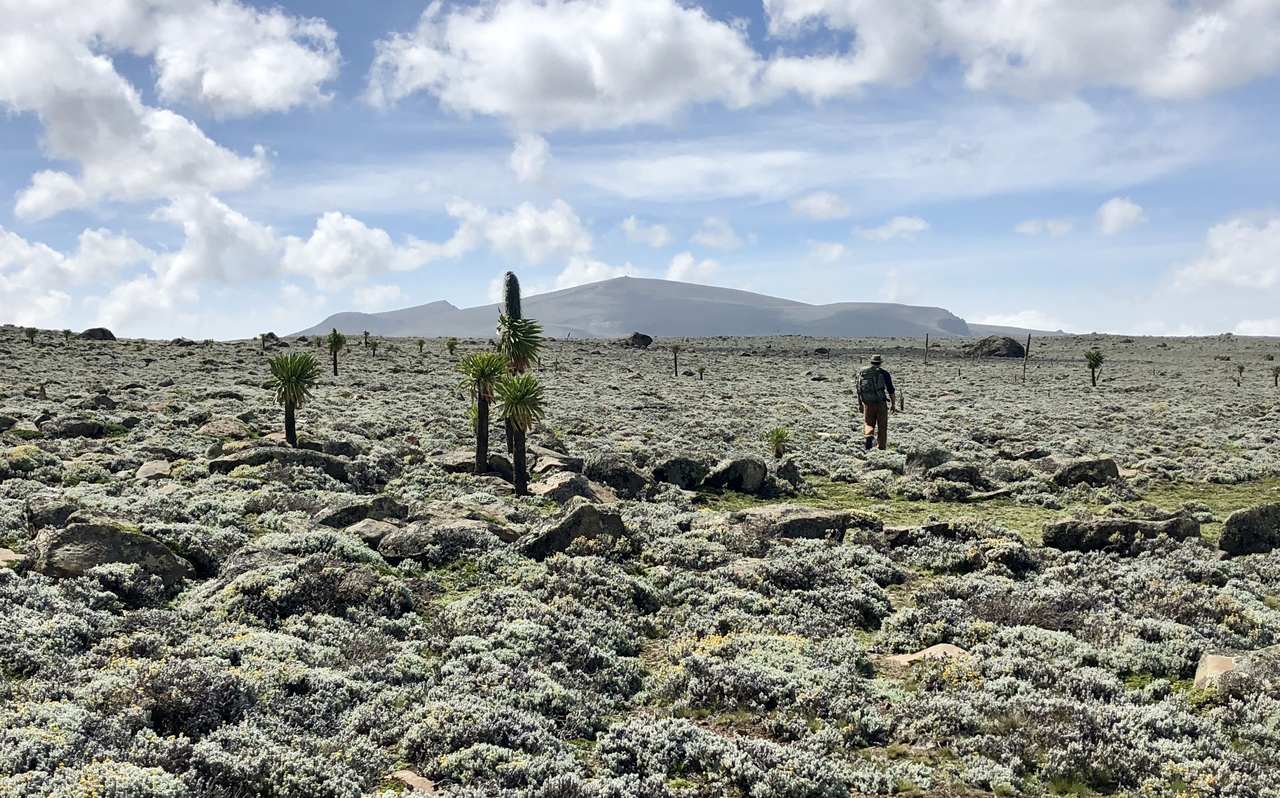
[862,401,889,450]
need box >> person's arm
[884,371,896,411]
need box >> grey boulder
[33,515,193,586]
[1219,503,1280,556]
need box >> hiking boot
[864,435,875,451]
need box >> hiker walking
[856,354,896,451]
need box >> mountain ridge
[294,276,1056,339]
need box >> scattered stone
[33,514,193,586]
[345,518,399,546]
[1051,456,1120,487]
[208,446,349,482]
[652,456,710,490]
[883,644,971,668]
[1042,514,1200,555]
[314,496,408,528]
[39,416,107,439]
[0,548,27,570]
[75,394,117,411]
[136,460,171,480]
[78,327,116,341]
[926,462,985,487]
[528,471,617,504]
[729,504,882,543]
[1194,654,1239,689]
[905,446,951,475]
[519,500,628,560]
[196,417,254,439]
[968,336,1025,358]
[703,456,768,494]
[388,770,437,794]
[584,452,649,498]
[435,449,478,473]
[625,332,653,348]
[1218,503,1280,556]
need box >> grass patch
[1143,478,1280,542]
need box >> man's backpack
[856,366,887,403]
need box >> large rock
[529,444,584,475]
[625,332,653,349]
[379,517,514,561]
[968,336,1025,358]
[729,504,882,543]
[652,456,710,490]
[33,515,193,586]
[519,500,627,561]
[345,518,399,546]
[528,472,616,504]
[1043,514,1200,555]
[314,496,408,528]
[136,460,171,480]
[197,417,254,439]
[926,462,985,487]
[208,446,349,482]
[703,456,768,494]
[1051,457,1120,488]
[1219,503,1280,556]
[435,449,478,474]
[0,548,27,570]
[584,453,649,498]
[905,447,951,475]
[78,327,116,341]
[25,493,80,530]
[39,416,107,439]
[1194,646,1280,689]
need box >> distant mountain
[969,323,1070,339]
[294,276,974,339]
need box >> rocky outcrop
[728,504,882,543]
[1218,503,1280,556]
[703,456,768,494]
[584,453,649,498]
[625,332,653,348]
[33,514,193,586]
[652,456,710,490]
[136,460,171,480]
[1051,457,1120,488]
[519,500,627,561]
[528,472,616,504]
[197,418,254,439]
[314,496,408,528]
[1043,514,1200,555]
[78,327,116,341]
[968,336,1024,358]
[39,416,107,439]
[208,446,349,482]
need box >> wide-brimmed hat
[870,354,883,364]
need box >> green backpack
[856,366,887,403]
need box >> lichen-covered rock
[38,416,107,439]
[136,460,171,480]
[1051,456,1120,487]
[528,471,616,504]
[313,495,407,528]
[208,446,349,482]
[703,456,768,494]
[725,504,882,543]
[196,417,254,439]
[584,452,649,498]
[1043,514,1200,555]
[1219,503,1280,556]
[33,515,194,586]
[519,500,628,560]
[651,456,709,490]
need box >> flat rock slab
[727,504,882,543]
[1194,654,1239,689]
[345,518,399,546]
[883,644,971,668]
[208,446,348,482]
[389,770,436,794]
[0,548,27,569]
[136,459,171,480]
[1051,457,1120,487]
[1043,515,1200,555]
[1194,646,1280,689]
[1219,503,1280,556]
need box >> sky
[2,0,1280,340]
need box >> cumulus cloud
[555,256,637,289]
[1015,218,1074,237]
[1175,214,1280,290]
[691,217,744,250]
[621,216,672,248]
[857,216,930,241]
[0,0,339,219]
[666,251,719,282]
[366,0,760,129]
[763,0,1280,101]
[510,132,550,182]
[467,199,593,264]
[973,309,1069,331]
[791,191,851,220]
[354,284,404,312]
[808,241,847,262]
[1097,197,1146,235]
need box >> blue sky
[2,0,1280,339]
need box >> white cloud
[366,0,760,130]
[282,211,456,291]
[555,256,636,289]
[1175,214,1280,290]
[510,132,550,182]
[354,284,404,312]
[471,199,593,264]
[857,216,930,241]
[1097,197,1147,235]
[621,216,672,248]
[1235,319,1280,337]
[973,310,1068,331]
[808,241,847,262]
[147,2,339,116]
[763,0,1280,101]
[791,191,851,220]
[666,251,719,282]
[692,217,744,250]
[1015,218,1073,237]
[0,0,339,219]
